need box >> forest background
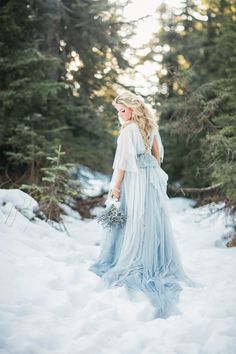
[0,0,235,217]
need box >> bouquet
[96,195,127,230]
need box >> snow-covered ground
[0,189,236,354]
[70,164,111,198]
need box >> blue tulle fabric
[89,124,200,319]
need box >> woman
[89,90,199,319]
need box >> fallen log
[167,182,223,198]
[76,193,107,219]
[76,183,224,218]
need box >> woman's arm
[113,168,125,189]
[152,137,161,166]
[110,168,125,199]
[110,124,137,199]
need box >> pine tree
[59,0,134,172]
[192,0,236,209]
[0,0,133,185]
[153,0,236,210]
[0,0,72,184]
[21,144,78,224]
[145,0,236,213]
[146,1,205,186]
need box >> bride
[89,90,199,319]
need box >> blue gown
[88,122,200,319]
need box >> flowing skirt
[89,153,200,319]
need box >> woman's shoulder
[120,121,139,134]
[117,122,138,144]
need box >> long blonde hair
[112,90,159,151]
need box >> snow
[0,190,236,354]
[70,164,111,198]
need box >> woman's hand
[109,187,121,200]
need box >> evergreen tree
[60,0,134,172]
[0,0,133,187]
[149,0,236,209]
[180,0,236,208]
[21,144,77,225]
[0,0,72,184]
[146,1,205,186]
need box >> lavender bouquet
[96,196,127,230]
